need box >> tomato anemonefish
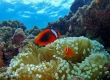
[64,46,75,58]
[34,29,60,46]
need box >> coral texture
[0,44,4,66]
[12,28,26,45]
[0,20,29,64]
[7,36,110,80]
[46,0,110,53]
[70,0,92,13]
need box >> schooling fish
[64,46,75,58]
[34,29,60,46]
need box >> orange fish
[34,29,60,46]
[95,0,100,4]
[64,46,75,58]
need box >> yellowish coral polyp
[7,36,110,80]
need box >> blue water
[0,0,73,29]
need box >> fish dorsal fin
[51,29,58,38]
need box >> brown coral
[12,28,26,45]
[12,33,25,45]
[0,42,6,66]
[45,0,110,53]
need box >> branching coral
[6,36,110,80]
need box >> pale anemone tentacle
[7,36,110,80]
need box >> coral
[70,0,92,13]
[0,20,28,65]
[0,20,27,43]
[0,42,8,79]
[11,21,18,28]
[6,36,110,80]
[0,42,6,66]
[28,26,41,36]
[2,44,20,64]
[0,28,26,64]
[46,0,110,53]
[81,0,110,48]
[0,26,13,42]
[2,27,27,63]
[12,28,26,45]
[12,20,27,30]
[0,20,27,31]
[2,20,10,26]
[0,20,40,68]
[12,33,25,45]
[47,12,74,35]
[0,45,4,66]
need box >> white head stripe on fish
[51,29,58,38]
[66,46,68,53]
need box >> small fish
[95,0,100,4]
[64,46,75,58]
[34,29,60,46]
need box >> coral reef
[12,28,26,45]
[0,0,110,80]
[0,20,27,30]
[0,20,29,65]
[81,0,110,48]
[0,20,41,65]
[28,26,41,36]
[0,20,27,43]
[0,26,13,42]
[0,20,33,80]
[47,12,74,35]
[6,36,110,80]
[46,0,110,53]
[0,43,5,66]
[70,0,92,13]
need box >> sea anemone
[6,36,110,80]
